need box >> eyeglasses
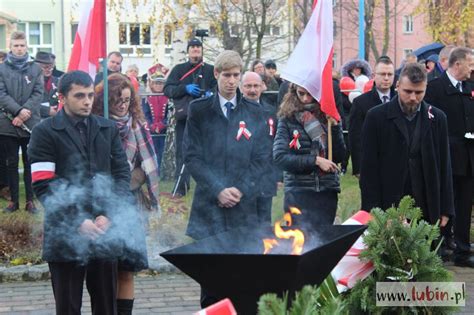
[114,97,131,106]
[376,72,394,78]
[38,64,54,70]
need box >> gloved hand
[185,84,201,97]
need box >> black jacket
[28,110,130,262]
[360,98,454,223]
[273,115,346,193]
[183,91,267,239]
[349,85,397,175]
[164,60,217,120]
[424,71,474,177]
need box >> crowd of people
[1,28,474,313]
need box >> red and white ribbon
[289,130,301,149]
[428,105,434,120]
[268,118,275,136]
[236,121,252,141]
[331,210,374,293]
[31,162,56,183]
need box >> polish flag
[331,210,374,293]
[31,162,56,183]
[68,0,106,79]
[281,0,340,121]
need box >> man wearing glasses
[34,51,59,118]
[349,56,397,178]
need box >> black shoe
[4,201,19,213]
[25,201,38,213]
[445,237,457,251]
[453,255,474,268]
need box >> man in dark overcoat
[360,63,454,232]
[183,50,266,307]
[424,47,474,267]
[350,56,396,177]
[28,71,130,314]
[164,38,217,196]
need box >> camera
[195,29,209,38]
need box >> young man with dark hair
[0,31,43,212]
[350,55,397,177]
[360,62,453,231]
[425,47,474,267]
[164,38,217,196]
[28,70,130,314]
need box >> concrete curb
[0,257,178,283]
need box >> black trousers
[256,196,273,226]
[0,136,33,203]
[48,260,117,315]
[453,175,473,257]
[174,119,190,194]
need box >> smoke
[41,173,147,267]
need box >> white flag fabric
[281,0,340,121]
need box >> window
[0,25,6,49]
[403,49,413,57]
[272,26,280,36]
[402,15,413,33]
[71,23,78,44]
[17,22,53,54]
[119,23,151,56]
[230,25,240,37]
[332,52,338,69]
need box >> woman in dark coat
[273,83,346,228]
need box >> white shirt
[218,93,237,117]
[376,89,391,103]
[446,70,462,92]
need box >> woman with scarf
[93,73,159,315]
[273,83,346,229]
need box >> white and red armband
[31,162,56,183]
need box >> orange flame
[262,207,305,255]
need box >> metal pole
[103,58,109,119]
[358,0,365,60]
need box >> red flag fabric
[281,0,340,121]
[68,0,106,79]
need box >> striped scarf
[295,110,328,158]
[113,115,160,212]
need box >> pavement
[0,265,473,314]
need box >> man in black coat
[427,45,455,82]
[424,47,474,267]
[240,71,278,225]
[93,51,122,85]
[360,63,454,233]
[164,38,217,196]
[28,71,131,314]
[183,51,266,307]
[350,56,396,177]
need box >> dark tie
[77,121,87,148]
[382,95,389,103]
[456,82,462,92]
[225,102,233,119]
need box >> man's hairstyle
[214,50,243,72]
[58,71,93,95]
[439,45,455,59]
[448,47,473,67]
[10,31,26,41]
[107,51,123,60]
[376,55,394,66]
[399,62,427,84]
[250,59,264,71]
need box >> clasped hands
[217,187,242,208]
[12,109,31,127]
[78,215,111,240]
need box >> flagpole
[358,0,365,59]
[328,119,333,161]
[103,58,108,119]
